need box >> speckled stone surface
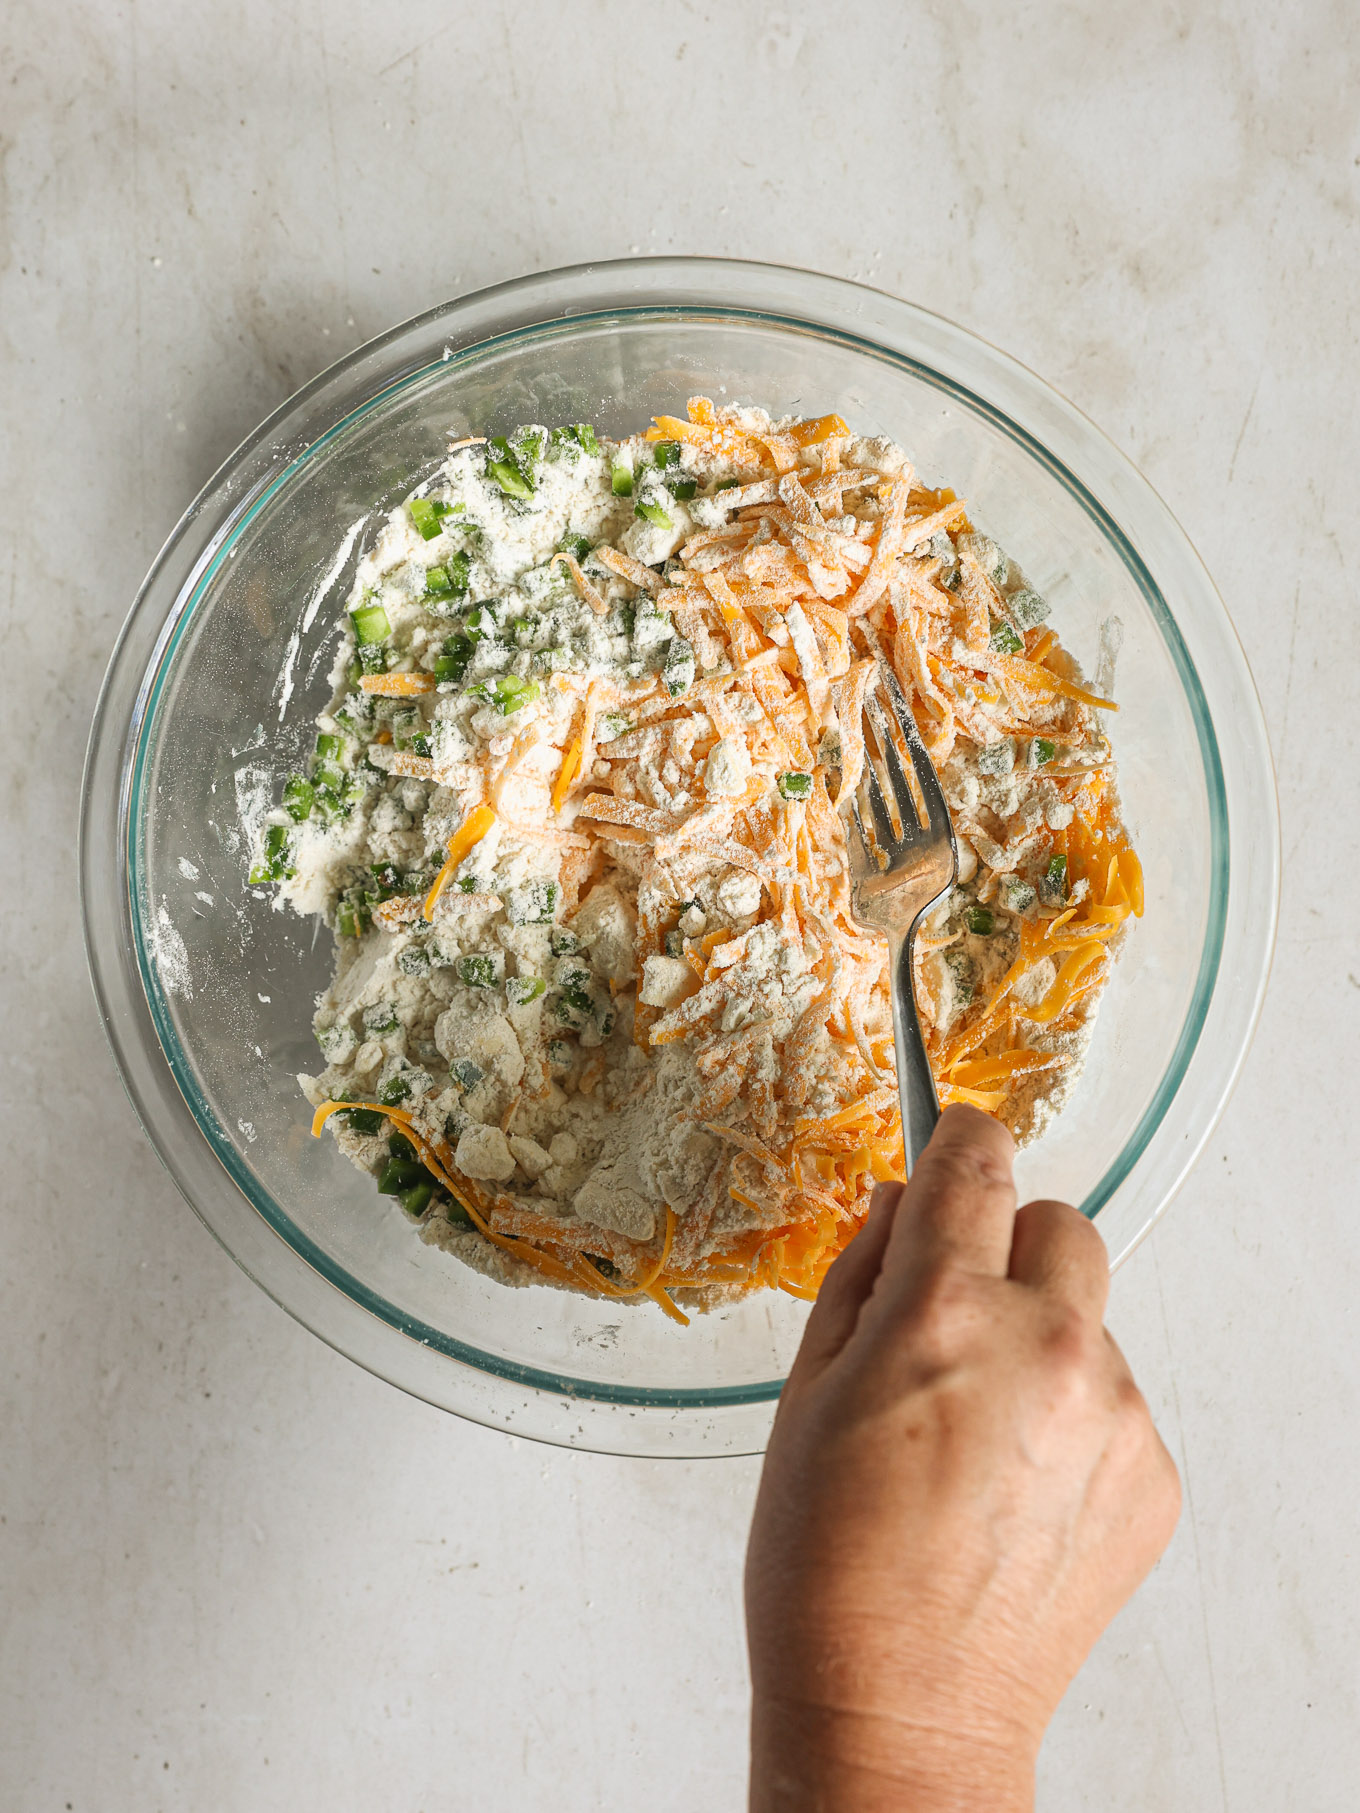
[2,4,1356,1808]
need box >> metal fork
[840,666,958,1173]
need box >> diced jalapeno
[506,976,547,1006]
[777,771,813,800]
[377,1155,424,1195]
[445,1198,474,1228]
[457,954,498,988]
[434,634,473,685]
[450,1058,485,1090]
[634,499,673,529]
[559,532,592,562]
[397,943,431,978]
[1040,854,1068,902]
[462,604,498,642]
[471,673,541,715]
[1033,738,1056,766]
[350,602,391,646]
[989,619,1024,656]
[571,423,600,454]
[668,478,697,500]
[425,565,453,597]
[653,441,681,468]
[282,775,314,822]
[357,642,389,675]
[589,1254,621,1280]
[1002,877,1037,914]
[248,822,296,884]
[547,1039,573,1068]
[315,732,343,761]
[485,437,535,499]
[715,478,740,492]
[1009,587,1050,629]
[610,461,634,497]
[389,1132,417,1161]
[409,498,451,540]
[340,1106,384,1135]
[664,930,684,957]
[945,952,975,1006]
[549,928,579,956]
[559,984,596,1016]
[965,906,995,936]
[363,1002,400,1035]
[379,1073,413,1106]
[399,1179,436,1217]
[505,880,558,925]
[662,637,695,697]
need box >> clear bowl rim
[81,256,1279,1455]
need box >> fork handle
[889,931,940,1174]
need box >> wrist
[750,1695,1036,1813]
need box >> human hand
[745,1105,1181,1812]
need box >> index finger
[881,1104,1018,1280]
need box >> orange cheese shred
[422,804,496,921]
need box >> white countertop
[3,4,1355,1807]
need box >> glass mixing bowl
[81,259,1278,1456]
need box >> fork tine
[861,763,897,852]
[864,691,924,839]
[848,792,874,874]
[880,666,953,842]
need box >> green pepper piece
[458,955,498,988]
[1040,853,1068,903]
[472,674,541,715]
[377,1155,424,1195]
[610,461,634,497]
[1033,738,1056,765]
[389,1132,417,1161]
[341,1106,384,1135]
[668,478,697,500]
[350,602,391,646]
[506,976,547,1006]
[634,499,673,529]
[777,771,813,800]
[1009,587,1050,629]
[989,619,1024,656]
[485,437,535,500]
[571,423,600,454]
[965,906,995,936]
[434,634,474,685]
[378,1074,412,1106]
[282,775,314,822]
[409,497,452,539]
[399,1179,436,1217]
[662,637,695,697]
[425,565,453,597]
[652,441,681,468]
[559,533,592,562]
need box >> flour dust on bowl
[80,260,1278,1456]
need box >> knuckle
[1040,1302,1094,1373]
[906,1263,977,1357]
[919,1139,1013,1206]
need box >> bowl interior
[129,308,1223,1408]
